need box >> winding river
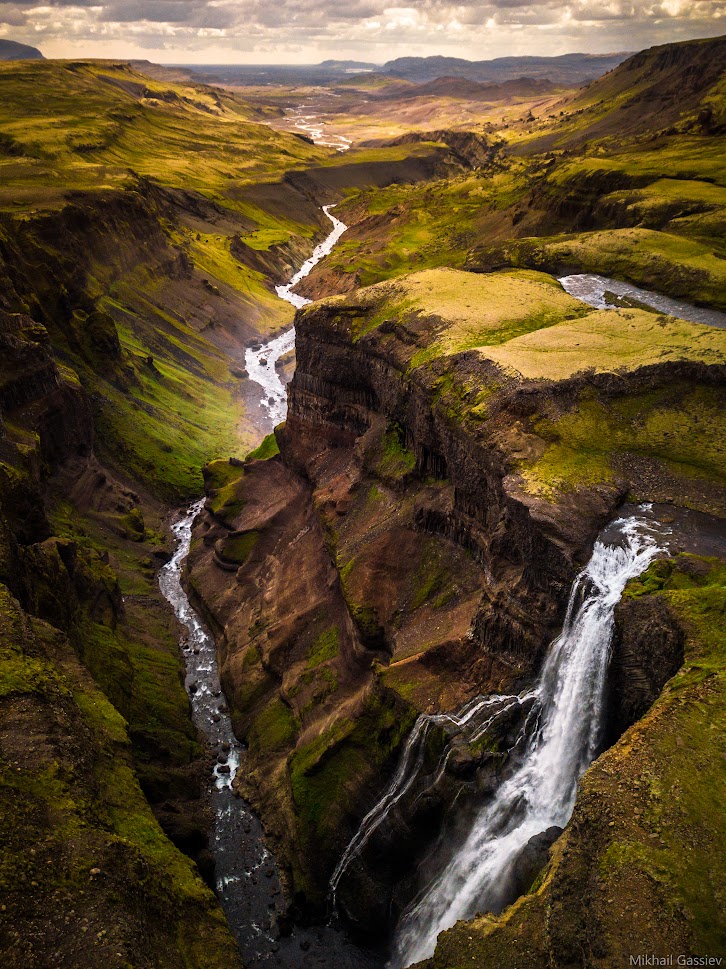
[159,210,380,968]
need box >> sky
[1,0,724,64]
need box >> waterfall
[329,693,533,903]
[329,513,663,968]
[387,514,663,967]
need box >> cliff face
[187,266,725,925]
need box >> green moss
[249,697,298,754]
[205,462,247,525]
[306,626,340,669]
[217,530,259,566]
[289,689,416,834]
[378,422,416,479]
[203,459,245,492]
[411,556,449,611]
[0,60,325,214]
[120,507,146,541]
[247,433,280,462]
[299,667,339,715]
[616,556,726,950]
[523,384,726,498]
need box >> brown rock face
[186,296,633,911]
[608,594,684,740]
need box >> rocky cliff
[187,265,726,941]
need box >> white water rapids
[244,204,348,426]
[333,513,666,969]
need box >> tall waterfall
[330,514,663,969]
[388,515,663,967]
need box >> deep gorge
[1,39,725,969]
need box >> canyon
[0,32,724,969]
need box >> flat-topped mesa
[284,266,726,660]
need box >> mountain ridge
[0,39,43,60]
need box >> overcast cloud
[0,0,723,63]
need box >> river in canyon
[160,209,379,968]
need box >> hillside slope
[525,33,726,149]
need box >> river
[283,103,352,152]
[559,273,726,328]
[159,209,379,968]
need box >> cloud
[0,0,722,61]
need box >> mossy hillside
[424,555,726,968]
[184,230,296,334]
[575,555,726,954]
[45,498,203,798]
[316,165,532,289]
[320,267,585,355]
[202,441,278,527]
[0,59,326,215]
[247,432,281,462]
[514,34,726,153]
[311,269,725,523]
[593,177,726,242]
[519,383,726,508]
[91,333,246,502]
[0,201,260,503]
[0,584,240,968]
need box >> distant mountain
[0,39,44,61]
[318,60,378,71]
[383,75,557,101]
[381,52,632,85]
